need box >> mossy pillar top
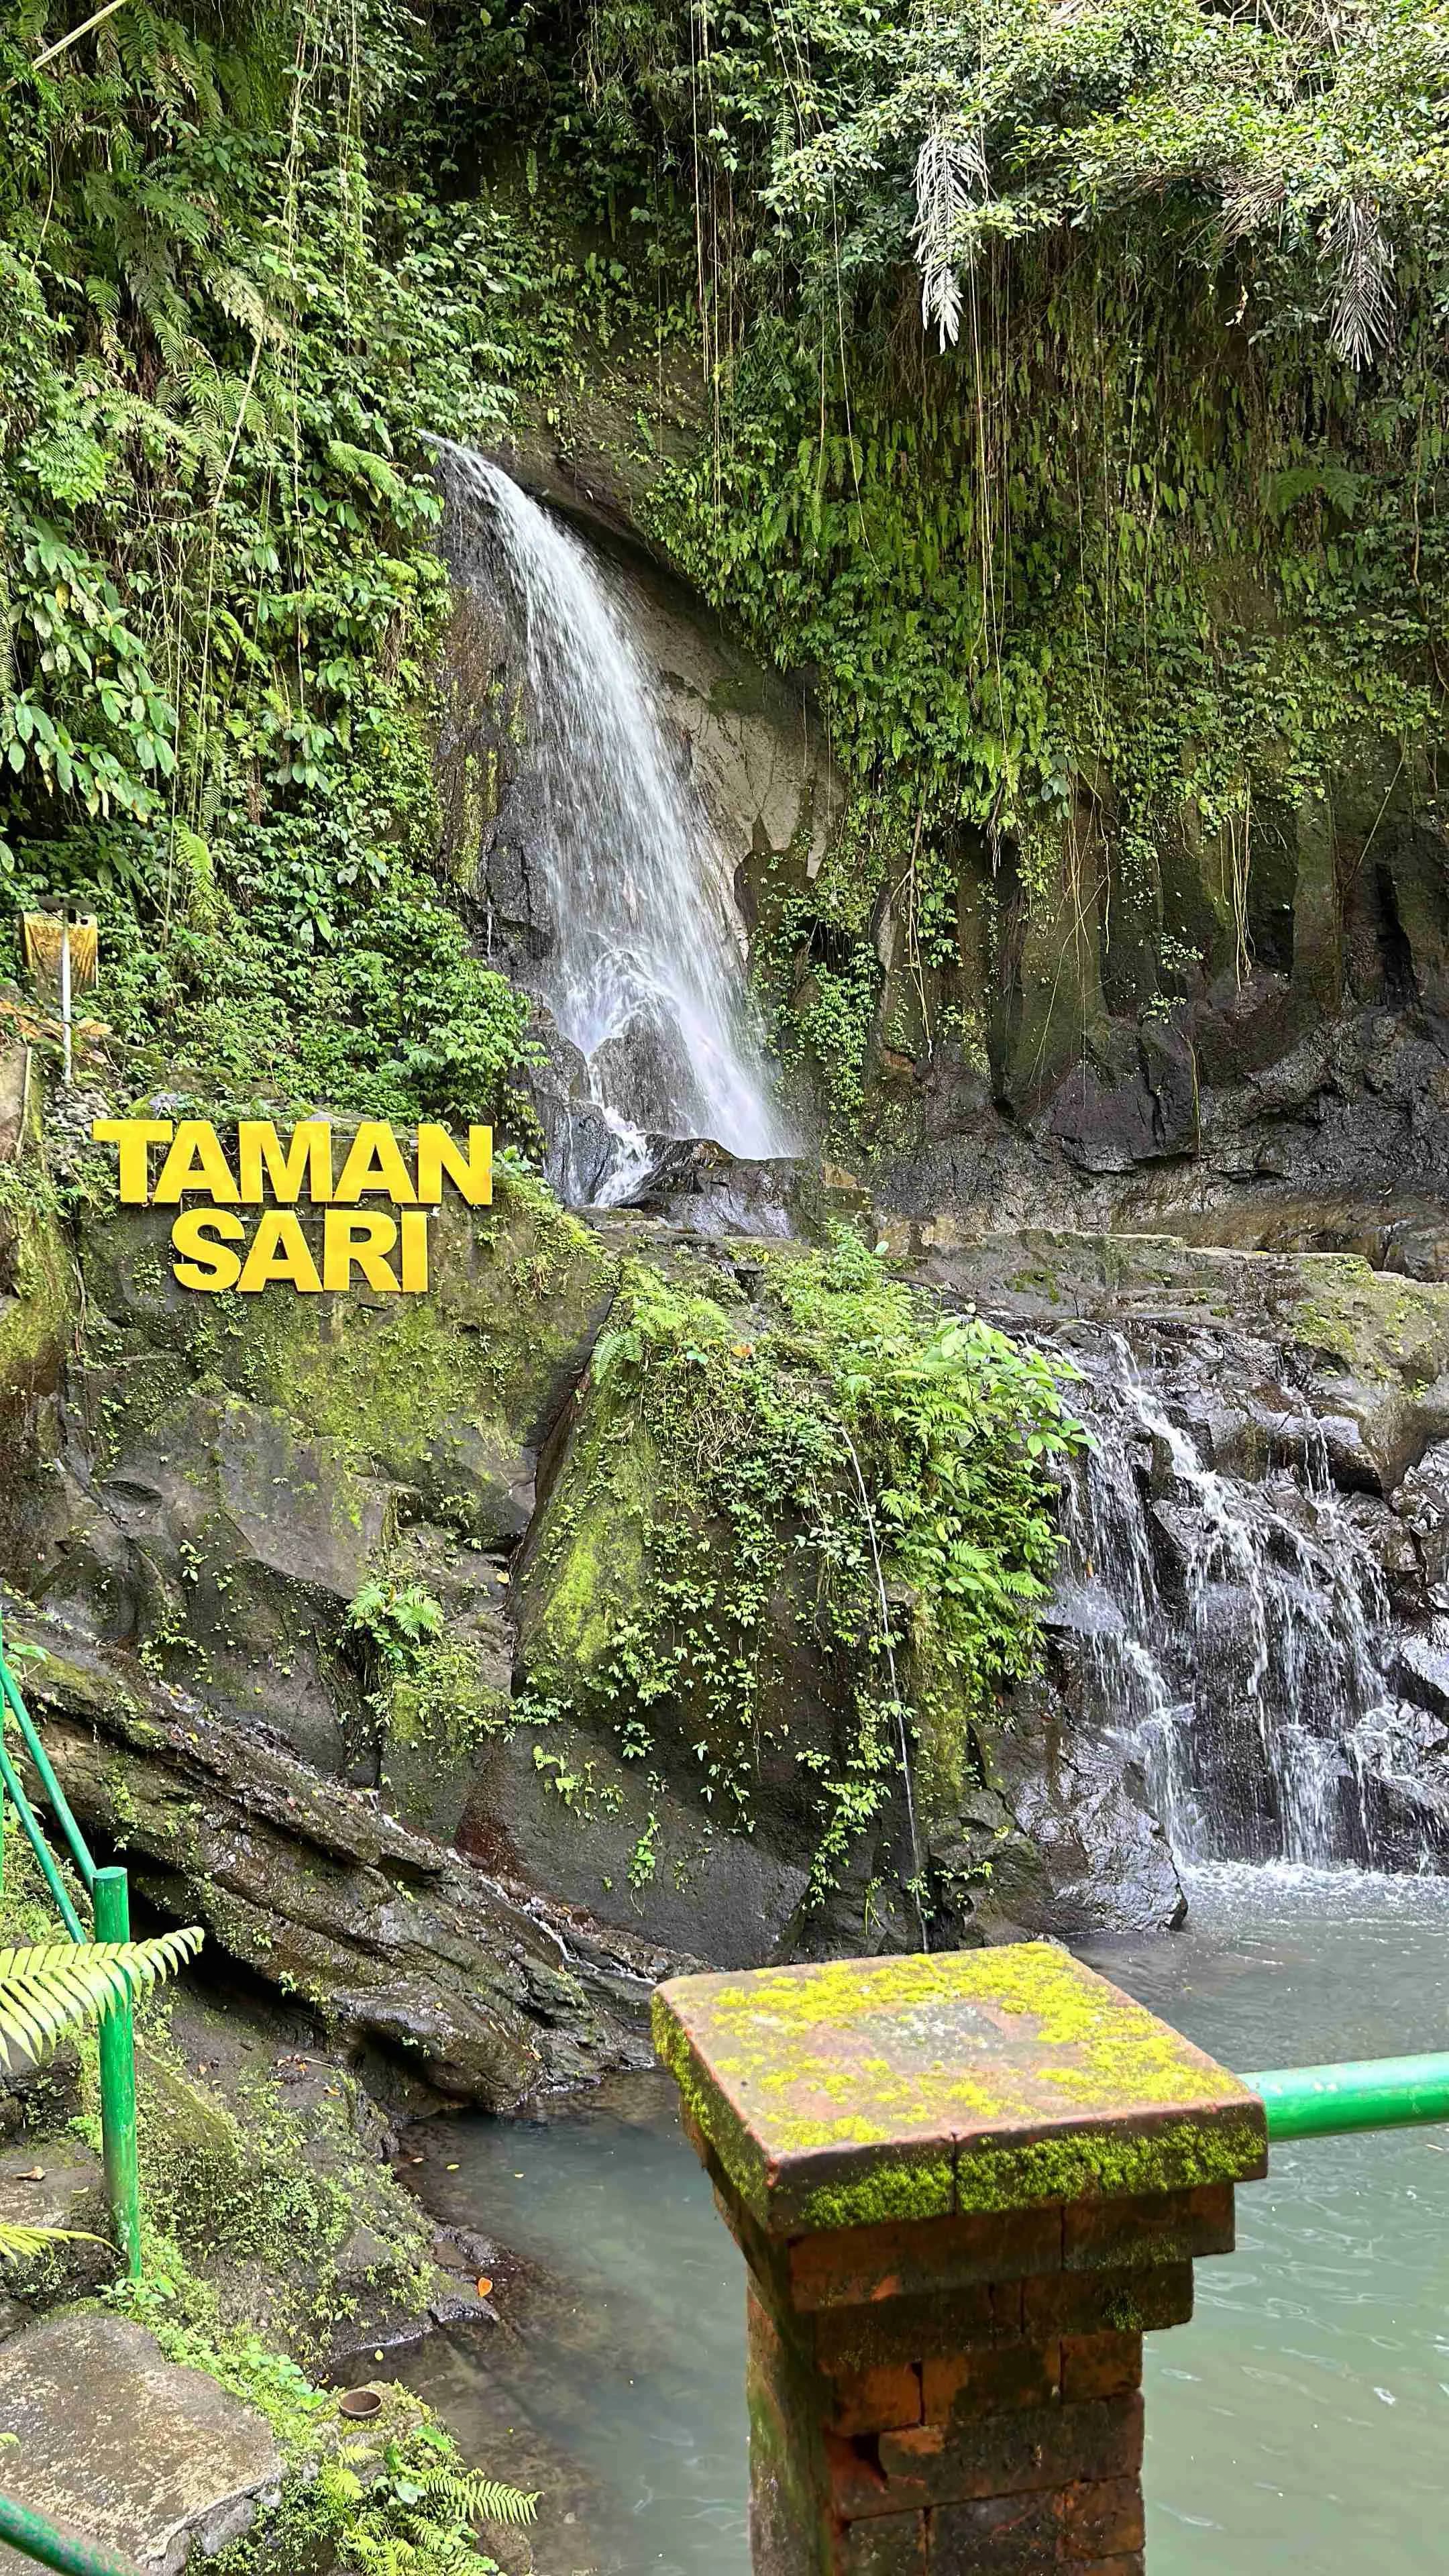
[656,1951,1267,2575]
[653,1948,1267,2235]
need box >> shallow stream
[399,1864,1449,2575]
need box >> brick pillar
[653,1951,1267,2576]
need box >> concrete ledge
[0,2314,283,2575]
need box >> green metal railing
[0,1615,146,2573]
[0,2494,138,2576]
[0,1615,142,2271]
[1244,2050,1449,2141]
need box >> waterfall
[433,441,794,1199]
[1058,1335,1446,1873]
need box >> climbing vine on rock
[520,1234,1089,1913]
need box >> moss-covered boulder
[478,1230,1180,1960]
[38,1167,617,1776]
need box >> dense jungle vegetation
[3,0,1448,1120]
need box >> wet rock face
[20,1126,1449,2078]
[926,1231,1449,1872]
[0,1195,76,1595]
[31,1171,616,1774]
[435,504,836,1205]
[11,1610,659,2108]
[437,523,843,970]
[869,995,1449,1258]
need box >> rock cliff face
[10,1085,1449,2108]
[0,1113,1201,2102]
[919,1230,1449,1871]
[470,422,1449,1260]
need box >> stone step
[0,2314,283,2575]
[0,2140,113,2305]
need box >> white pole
[60,920,72,1087]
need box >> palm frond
[1326,193,1395,368]
[912,115,988,354]
[0,1928,204,2072]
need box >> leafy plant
[0,0,546,1121]
[527,1234,1089,1913]
[343,1582,446,1681]
[0,1927,203,2261]
[326,2430,537,2576]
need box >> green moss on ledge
[655,1947,1267,2234]
[1283,1255,1449,1389]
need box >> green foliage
[384,1631,511,1767]
[482,0,1449,1124]
[345,1579,446,1678]
[327,2432,538,2575]
[0,1928,203,2075]
[529,1232,1087,1909]
[111,2245,526,2576]
[345,1574,509,1781]
[0,1922,201,2261]
[0,0,553,1115]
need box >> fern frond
[0,1929,204,2072]
[416,2469,538,2528]
[0,2220,105,2264]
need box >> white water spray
[1059,1335,1404,1870]
[435,441,793,1191]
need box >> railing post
[92,1866,143,2282]
[656,1951,1268,2575]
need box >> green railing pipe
[93,1866,142,2280]
[0,1658,95,1888]
[1246,2051,1449,2141]
[0,1621,144,2279]
[0,1729,83,1941]
[0,2493,138,2576]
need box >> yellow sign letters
[91,1118,492,1296]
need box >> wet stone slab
[653,1947,1267,2233]
[0,2313,283,2574]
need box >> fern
[331,2443,539,2576]
[0,1927,202,2264]
[404,2471,538,2530]
[0,2218,103,2265]
[0,1929,204,2072]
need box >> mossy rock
[77,1165,617,1546]
[0,1207,74,1391]
[0,1205,77,1589]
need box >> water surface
[402,1863,1449,2574]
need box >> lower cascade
[1057,1329,1449,1874]
[434,439,794,1203]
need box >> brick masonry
[731,2172,1195,2573]
[653,1948,1269,2575]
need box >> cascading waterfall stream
[433,439,794,1200]
[1057,1334,1425,1871]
